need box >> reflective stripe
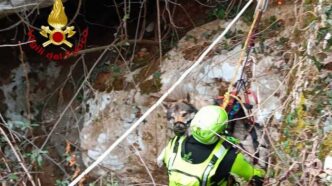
[171,169,201,184]
[202,162,214,186]
[168,153,177,170]
[215,146,226,158]
[202,146,226,186]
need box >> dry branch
[0,115,36,186]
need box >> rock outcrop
[80,9,290,182]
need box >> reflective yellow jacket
[163,136,265,186]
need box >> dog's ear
[184,93,191,104]
[161,102,170,113]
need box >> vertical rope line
[222,0,265,109]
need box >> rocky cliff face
[0,0,63,16]
[0,0,331,185]
[75,1,332,184]
[78,4,293,183]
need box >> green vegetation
[25,149,48,167]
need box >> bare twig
[156,0,163,66]
[163,0,181,29]
[0,123,69,176]
[0,20,22,32]
[0,40,35,48]
[131,144,156,186]
[69,40,159,56]
[0,116,36,186]
[18,42,31,120]
[113,46,138,87]
[39,41,118,150]
[166,0,196,28]
[214,131,277,168]
[129,0,147,70]
[68,0,82,25]
[193,0,216,8]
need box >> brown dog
[162,95,197,136]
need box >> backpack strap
[249,126,260,164]
[220,141,237,179]
[202,143,227,186]
[167,136,181,170]
[212,141,238,186]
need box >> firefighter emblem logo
[39,0,76,47]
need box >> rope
[68,1,254,185]
[221,0,268,109]
[219,0,269,167]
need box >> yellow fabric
[230,153,266,180]
[163,136,266,185]
[164,136,228,186]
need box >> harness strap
[249,126,260,164]
[202,144,227,186]
[168,137,180,170]
[212,142,238,185]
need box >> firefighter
[159,105,265,186]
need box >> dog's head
[163,96,197,136]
